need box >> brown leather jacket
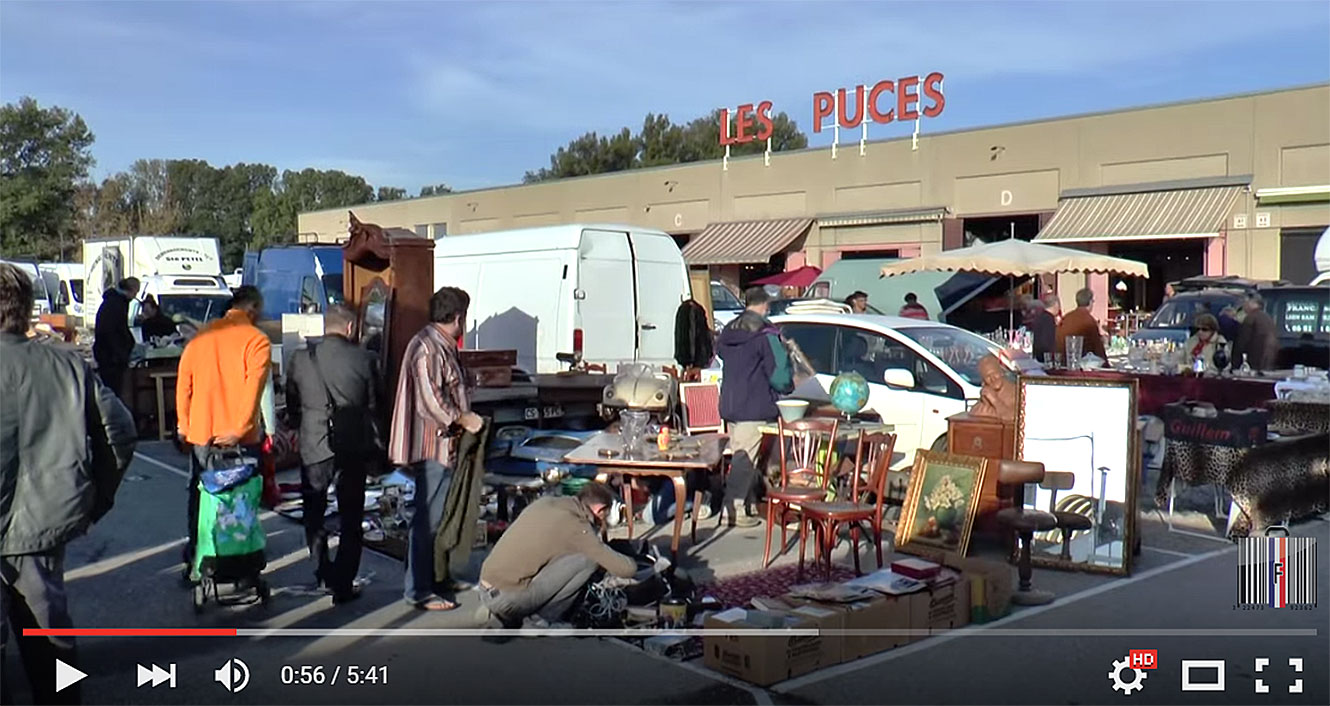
[1055,307,1107,360]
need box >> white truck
[433,224,692,374]
[83,236,234,330]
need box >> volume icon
[137,663,176,688]
[214,658,250,693]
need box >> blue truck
[242,245,345,320]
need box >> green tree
[418,183,452,197]
[0,97,95,259]
[376,186,407,202]
[251,168,374,248]
[523,110,808,182]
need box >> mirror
[358,278,391,363]
[883,368,916,389]
[1016,376,1139,575]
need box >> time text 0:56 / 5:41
[280,665,388,686]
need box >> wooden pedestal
[947,412,1015,530]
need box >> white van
[433,224,692,374]
[39,263,85,324]
[84,236,233,329]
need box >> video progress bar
[24,628,1319,638]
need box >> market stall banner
[1161,403,1269,449]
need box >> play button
[55,659,87,693]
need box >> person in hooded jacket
[716,287,794,528]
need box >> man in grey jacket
[0,263,136,705]
[285,304,384,604]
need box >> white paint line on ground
[607,637,774,706]
[774,544,1236,692]
[132,451,190,479]
[66,536,186,581]
[1142,545,1198,559]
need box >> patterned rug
[701,563,857,609]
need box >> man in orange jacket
[176,285,272,567]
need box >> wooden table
[150,370,178,441]
[562,431,727,561]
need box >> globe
[830,372,870,417]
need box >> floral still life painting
[896,451,988,559]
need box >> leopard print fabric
[1155,439,1248,506]
[1265,400,1330,436]
[1225,433,1330,538]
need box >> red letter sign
[812,92,834,133]
[922,72,945,117]
[868,80,895,123]
[896,75,920,121]
[754,100,774,141]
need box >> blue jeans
[404,460,453,604]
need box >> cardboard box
[921,569,970,634]
[703,609,829,686]
[785,603,845,666]
[789,592,916,661]
[943,556,1014,622]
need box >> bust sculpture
[969,354,1017,422]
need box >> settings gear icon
[1109,656,1147,695]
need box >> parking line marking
[774,545,1236,692]
[1142,545,1197,558]
[133,451,190,479]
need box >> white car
[770,312,1002,469]
[710,280,744,333]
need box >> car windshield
[711,284,741,310]
[157,295,231,327]
[1145,298,1228,329]
[894,326,1002,386]
[322,274,344,306]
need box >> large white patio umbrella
[880,239,1149,331]
[879,238,1150,279]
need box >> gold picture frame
[1016,375,1140,576]
[895,450,989,560]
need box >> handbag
[199,444,259,494]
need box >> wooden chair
[679,382,725,542]
[763,417,839,567]
[1041,471,1093,561]
[799,431,898,579]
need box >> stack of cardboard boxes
[703,557,1014,686]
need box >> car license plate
[543,405,564,419]
[523,407,540,420]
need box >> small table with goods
[562,431,727,562]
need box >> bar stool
[995,460,1058,606]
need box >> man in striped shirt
[388,286,484,611]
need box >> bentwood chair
[762,417,839,567]
[1041,471,1093,561]
[799,431,898,579]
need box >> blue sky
[2,1,1327,194]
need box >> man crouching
[477,483,636,629]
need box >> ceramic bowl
[776,399,810,422]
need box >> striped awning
[1035,178,1247,244]
[817,206,948,228]
[681,218,812,265]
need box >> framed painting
[895,450,989,559]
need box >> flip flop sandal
[414,597,457,611]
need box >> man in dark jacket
[1233,293,1280,371]
[716,287,794,528]
[285,304,384,604]
[92,276,140,399]
[477,482,635,629]
[1,263,136,705]
[1024,300,1057,363]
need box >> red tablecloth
[1046,370,1277,416]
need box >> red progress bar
[23,628,237,637]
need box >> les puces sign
[719,72,946,146]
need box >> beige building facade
[299,83,1330,318]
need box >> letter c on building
[1000,190,1013,207]
[674,213,683,227]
